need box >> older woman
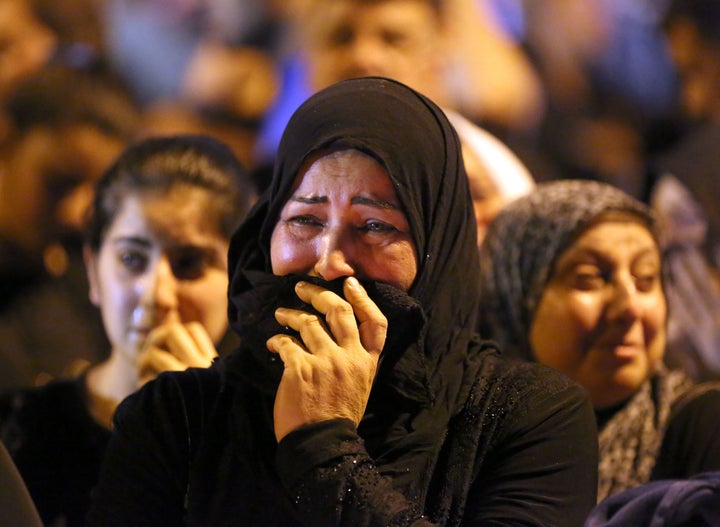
[87,77,597,526]
[479,179,720,502]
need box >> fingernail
[346,277,359,289]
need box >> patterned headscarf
[478,179,659,360]
[478,179,687,502]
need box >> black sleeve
[86,373,196,527]
[276,419,435,527]
[652,383,720,480]
[276,377,599,527]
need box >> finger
[147,323,208,367]
[142,325,172,351]
[137,347,185,382]
[184,322,219,363]
[274,307,334,354]
[294,281,361,349]
[267,334,311,378]
[343,277,387,357]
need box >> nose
[135,257,179,323]
[348,36,386,76]
[312,228,356,282]
[606,275,642,324]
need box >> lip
[599,341,643,360]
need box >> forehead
[566,220,658,256]
[313,0,440,32]
[106,186,223,242]
[293,148,393,194]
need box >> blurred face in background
[529,218,666,410]
[0,0,55,103]
[0,125,124,256]
[664,16,720,122]
[85,185,230,363]
[462,142,504,248]
[302,0,447,105]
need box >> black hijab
[227,76,480,408]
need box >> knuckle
[375,314,389,332]
[299,312,322,328]
[327,302,354,320]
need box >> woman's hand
[267,277,388,442]
[136,322,218,387]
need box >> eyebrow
[112,236,151,248]
[112,237,221,254]
[289,195,401,210]
[561,245,659,265]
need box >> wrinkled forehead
[274,77,452,196]
[555,210,660,260]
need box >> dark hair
[86,135,255,251]
[5,65,141,140]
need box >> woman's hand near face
[267,277,387,443]
[136,322,219,387]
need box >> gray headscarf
[478,179,659,360]
[478,179,697,502]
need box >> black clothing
[0,440,42,527]
[89,347,597,526]
[652,382,720,480]
[0,253,109,390]
[89,77,598,526]
[0,378,110,527]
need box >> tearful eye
[288,215,324,228]
[361,221,396,233]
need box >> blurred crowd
[0,0,718,386]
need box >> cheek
[270,228,315,276]
[530,292,601,368]
[96,270,136,349]
[179,273,229,344]
[358,242,417,292]
[390,245,418,291]
[644,294,667,360]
